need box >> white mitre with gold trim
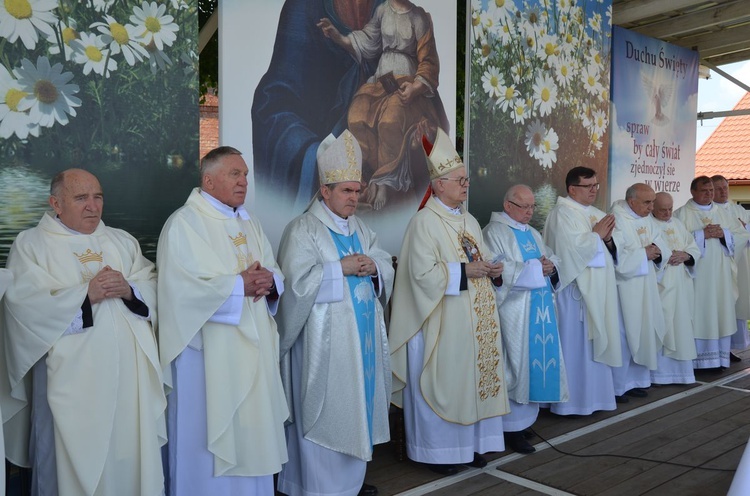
[317,129,362,185]
[424,127,463,179]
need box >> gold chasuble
[2,212,166,495]
[157,188,289,476]
[390,196,509,425]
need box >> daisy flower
[496,81,519,112]
[524,119,546,160]
[490,0,516,23]
[92,15,148,66]
[555,57,574,88]
[482,66,503,99]
[14,56,81,128]
[511,97,531,124]
[131,1,179,51]
[591,109,608,136]
[70,32,118,77]
[538,34,560,64]
[0,0,58,50]
[45,18,79,60]
[91,0,116,12]
[0,64,40,139]
[538,127,559,168]
[144,40,172,74]
[532,74,557,117]
[581,65,602,95]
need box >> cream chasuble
[674,200,745,340]
[543,196,622,367]
[610,200,670,370]
[0,269,12,495]
[2,212,166,495]
[276,199,394,460]
[652,216,701,360]
[482,212,568,405]
[716,202,750,320]
[157,188,288,476]
[390,196,509,425]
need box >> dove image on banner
[609,26,698,207]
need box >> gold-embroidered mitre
[424,127,463,180]
[317,129,362,185]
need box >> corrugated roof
[696,92,750,180]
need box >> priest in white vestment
[276,131,394,496]
[0,268,13,496]
[543,166,621,415]
[483,185,568,455]
[711,175,750,358]
[674,176,748,369]
[157,147,289,496]
[651,192,699,384]
[610,184,670,398]
[390,128,509,475]
[2,169,166,496]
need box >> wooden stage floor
[362,356,750,496]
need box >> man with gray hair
[276,130,394,496]
[651,192,699,384]
[157,147,289,495]
[483,184,568,454]
[675,176,748,369]
[610,183,670,398]
[711,175,750,361]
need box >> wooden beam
[633,0,749,38]
[613,0,713,25]
[198,10,218,54]
[699,39,750,58]
[674,25,750,52]
[704,50,750,66]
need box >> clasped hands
[703,223,724,239]
[341,254,377,278]
[465,260,503,279]
[667,250,691,266]
[241,261,275,302]
[88,266,133,304]
[593,214,615,242]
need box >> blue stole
[328,228,377,442]
[510,228,562,402]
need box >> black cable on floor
[526,427,736,472]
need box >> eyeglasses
[508,200,536,211]
[440,176,470,187]
[571,182,600,191]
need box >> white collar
[54,215,85,235]
[624,202,643,219]
[320,200,350,235]
[694,201,712,211]
[500,211,528,231]
[434,196,462,216]
[200,190,250,220]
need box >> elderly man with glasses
[483,184,568,454]
[542,166,621,416]
[390,128,509,476]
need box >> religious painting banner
[609,25,698,206]
[0,0,199,264]
[466,0,613,229]
[221,0,458,255]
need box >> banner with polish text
[609,26,698,207]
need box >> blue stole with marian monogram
[328,228,377,442]
[510,228,561,402]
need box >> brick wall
[199,93,219,160]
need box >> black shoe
[358,483,378,496]
[522,428,534,439]
[731,352,742,362]
[466,452,487,468]
[625,388,648,398]
[504,431,536,454]
[615,395,629,404]
[426,463,459,476]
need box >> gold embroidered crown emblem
[74,249,103,264]
[322,132,362,184]
[701,216,711,226]
[589,215,598,227]
[636,226,647,236]
[229,232,247,247]
[665,228,675,237]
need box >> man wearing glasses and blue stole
[483,184,568,454]
[543,166,622,416]
[389,128,509,476]
[276,130,394,496]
